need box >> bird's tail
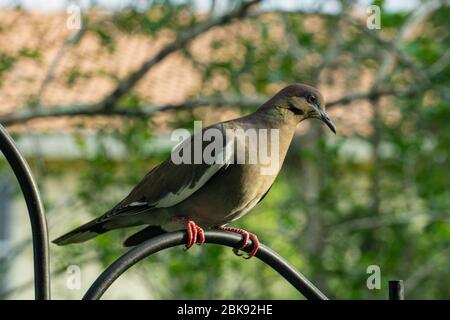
[52,218,108,246]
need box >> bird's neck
[254,102,303,130]
[247,107,300,151]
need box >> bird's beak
[312,105,336,134]
[319,110,336,134]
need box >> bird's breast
[170,163,279,227]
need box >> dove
[53,83,336,258]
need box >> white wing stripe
[154,163,222,208]
[129,201,148,207]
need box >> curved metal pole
[83,230,328,300]
[0,124,50,299]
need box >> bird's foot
[217,226,259,259]
[174,217,205,251]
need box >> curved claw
[232,247,244,256]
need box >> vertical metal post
[0,124,50,299]
[389,280,404,300]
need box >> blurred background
[0,0,449,299]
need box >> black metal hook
[83,230,328,300]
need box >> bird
[53,83,336,258]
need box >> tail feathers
[52,219,108,246]
[123,226,166,247]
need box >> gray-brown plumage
[53,83,336,255]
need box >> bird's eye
[307,95,316,104]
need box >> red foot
[218,226,259,259]
[175,217,205,250]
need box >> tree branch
[98,0,261,110]
[0,87,421,126]
[0,96,263,126]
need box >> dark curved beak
[311,105,336,134]
[319,110,336,134]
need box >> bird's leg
[217,226,259,259]
[174,217,205,250]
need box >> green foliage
[112,1,196,35]
[0,53,15,82]
[18,48,41,62]
[92,23,116,53]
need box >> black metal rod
[83,230,328,300]
[389,280,404,300]
[0,124,50,299]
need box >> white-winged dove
[53,83,336,258]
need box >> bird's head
[262,83,336,134]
